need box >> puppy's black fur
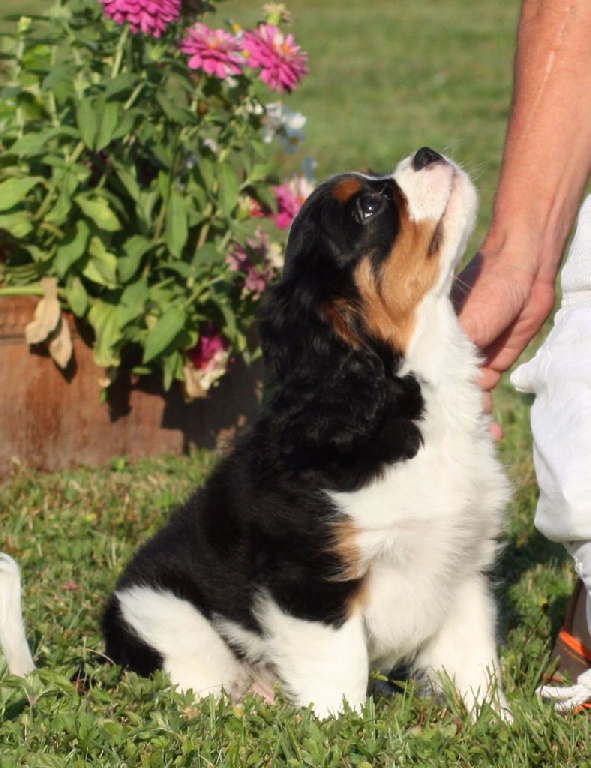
[102,174,424,678]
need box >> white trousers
[511,196,591,594]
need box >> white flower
[263,101,306,153]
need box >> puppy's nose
[412,147,444,171]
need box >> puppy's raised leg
[415,574,511,719]
[0,554,36,677]
[260,602,369,717]
[114,586,248,700]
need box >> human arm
[455,0,591,398]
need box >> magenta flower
[227,230,283,298]
[273,175,313,229]
[185,330,229,395]
[99,0,181,38]
[227,243,267,297]
[243,24,308,93]
[189,331,227,371]
[181,24,244,79]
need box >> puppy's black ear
[257,176,423,484]
[259,280,423,483]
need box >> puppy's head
[263,147,476,369]
[259,148,476,477]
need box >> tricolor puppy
[0,148,510,719]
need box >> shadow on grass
[496,529,571,637]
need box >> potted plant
[0,0,313,472]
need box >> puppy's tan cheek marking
[355,218,443,353]
[332,176,362,203]
[321,299,362,348]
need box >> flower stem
[0,284,67,299]
[112,25,130,79]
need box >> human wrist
[478,213,564,289]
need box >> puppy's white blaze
[394,154,478,285]
[0,554,36,677]
[116,586,246,697]
[256,599,369,717]
[394,155,455,223]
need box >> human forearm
[483,0,591,280]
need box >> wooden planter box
[0,296,262,480]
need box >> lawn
[2,1,590,766]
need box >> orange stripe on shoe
[558,628,591,664]
[573,702,591,714]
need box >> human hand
[453,246,557,437]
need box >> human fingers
[454,254,530,351]
[481,389,503,441]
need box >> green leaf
[218,165,240,216]
[143,306,187,363]
[194,154,216,192]
[54,219,90,278]
[117,278,149,327]
[0,212,33,237]
[41,62,76,92]
[95,101,120,152]
[76,99,97,149]
[110,159,141,205]
[103,71,136,100]
[156,92,192,124]
[118,235,152,282]
[75,194,121,231]
[65,274,88,317]
[88,301,121,368]
[247,163,273,185]
[44,189,72,226]
[109,110,136,143]
[193,243,221,265]
[83,237,118,287]
[10,127,79,158]
[162,349,184,391]
[164,189,188,258]
[0,177,44,210]
[218,299,238,341]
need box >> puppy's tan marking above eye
[332,176,362,203]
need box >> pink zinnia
[273,175,313,229]
[227,242,267,297]
[181,24,244,79]
[99,0,181,38]
[189,331,227,370]
[243,24,308,93]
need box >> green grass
[2,0,590,765]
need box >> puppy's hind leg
[0,554,36,677]
[113,586,248,700]
[415,574,511,720]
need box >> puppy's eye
[356,195,382,222]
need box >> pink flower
[243,24,308,93]
[185,330,230,395]
[227,243,267,297]
[99,0,181,38]
[273,175,314,229]
[189,331,227,370]
[181,24,244,79]
[227,230,283,298]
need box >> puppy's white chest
[329,419,507,665]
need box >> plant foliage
[0,0,310,395]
